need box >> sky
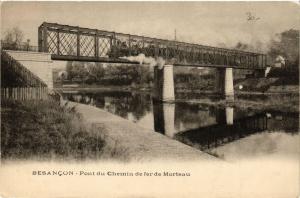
[1,1,299,51]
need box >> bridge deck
[38,22,267,69]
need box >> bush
[1,99,105,160]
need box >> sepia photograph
[0,1,299,198]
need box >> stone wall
[5,50,53,89]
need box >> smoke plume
[275,55,285,65]
[119,54,165,69]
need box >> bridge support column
[163,103,176,137]
[225,106,234,125]
[153,65,175,102]
[153,101,176,138]
[215,106,234,125]
[224,68,234,100]
[214,68,234,100]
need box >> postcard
[1,1,299,198]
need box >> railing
[38,22,267,69]
[1,45,63,102]
[1,50,47,87]
[1,87,49,100]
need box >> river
[61,90,299,161]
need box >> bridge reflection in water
[62,91,298,152]
[153,101,268,150]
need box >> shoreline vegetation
[56,74,299,95]
[1,99,127,161]
[55,80,299,94]
[180,94,299,113]
[57,85,299,113]
[57,85,299,94]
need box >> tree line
[65,61,153,86]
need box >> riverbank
[55,75,299,94]
[64,101,217,162]
[1,99,107,160]
[57,86,299,113]
[181,93,299,113]
[56,85,299,94]
[56,84,152,92]
[1,98,217,162]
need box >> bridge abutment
[5,50,54,89]
[153,65,175,102]
[215,68,234,100]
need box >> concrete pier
[224,68,234,100]
[153,102,176,138]
[215,68,234,100]
[225,106,234,125]
[215,106,234,125]
[153,65,175,102]
[163,103,176,137]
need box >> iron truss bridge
[38,22,267,69]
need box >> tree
[66,61,74,80]
[72,62,88,81]
[85,63,105,82]
[2,27,24,50]
[65,61,88,82]
[268,29,299,68]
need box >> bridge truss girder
[38,22,267,69]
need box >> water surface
[62,90,299,161]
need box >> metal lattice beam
[38,22,267,69]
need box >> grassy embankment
[181,93,299,113]
[178,76,299,113]
[1,99,127,161]
[56,75,299,94]
[234,76,299,93]
[234,93,299,113]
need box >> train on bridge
[38,22,267,70]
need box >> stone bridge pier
[215,106,234,125]
[153,102,176,138]
[153,65,175,102]
[153,65,235,102]
[215,68,234,101]
[153,102,235,138]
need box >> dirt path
[66,101,217,162]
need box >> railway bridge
[3,22,268,101]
